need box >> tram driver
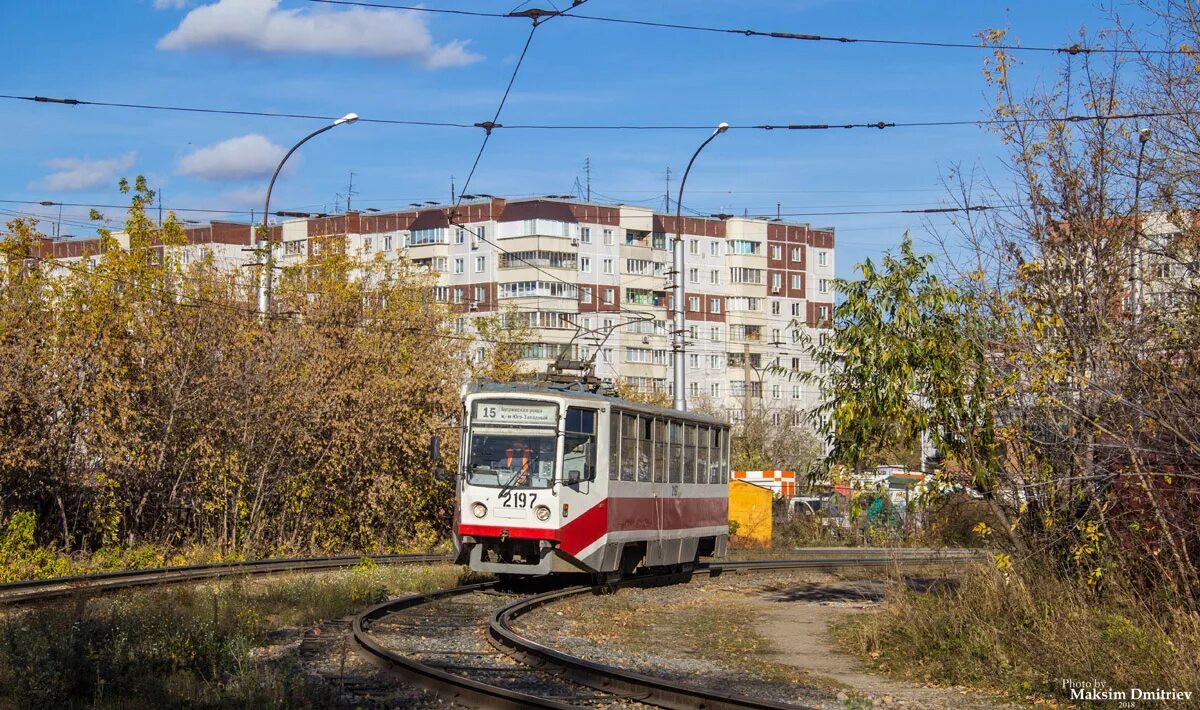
[494,438,552,488]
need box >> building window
[791,274,802,289]
[603,258,614,274]
[792,385,800,399]
[603,228,614,245]
[771,301,780,315]
[581,287,593,304]
[771,244,782,259]
[688,296,700,311]
[710,354,720,369]
[454,258,464,274]
[474,286,485,304]
[818,304,831,321]
[710,326,720,341]
[580,226,592,243]
[475,256,485,273]
[411,227,446,245]
[689,267,699,283]
[730,267,763,284]
[689,325,698,339]
[791,302,801,316]
[453,288,464,304]
[711,383,720,397]
[771,272,782,291]
[710,269,719,285]
[727,239,761,255]
[478,225,487,241]
[363,237,373,252]
[384,235,392,250]
[771,328,780,343]
[709,241,720,256]
[689,353,699,367]
[604,288,614,304]
[709,298,721,314]
[456,228,466,244]
[689,238,699,254]
[818,250,828,267]
[772,384,781,399]
[580,257,592,273]
[689,382,699,396]
[818,278,830,294]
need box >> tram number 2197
[498,491,537,509]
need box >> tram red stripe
[458,496,728,557]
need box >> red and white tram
[452,382,731,579]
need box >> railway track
[352,547,982,709]
[0,552,451,605]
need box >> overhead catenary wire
[299,0,1187,56]
[1,94,1190,132]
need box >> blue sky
[1,0,1151,277]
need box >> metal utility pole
[1130,127,1151,316]
[672,122,729,411]
[584,156,591,202]
[257,113,358,316]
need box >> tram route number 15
[498,491,537,509]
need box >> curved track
[0,552,451,605]
[352,548,981,709]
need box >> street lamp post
[257,113,359,316]
[672,122,729,410]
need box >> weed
[0,563,468,707]
[830,562,1200,705]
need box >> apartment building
[28,196,836,423]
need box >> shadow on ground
[763,576,959,603]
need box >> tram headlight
[534,505,551,522]
[471,502,487,519]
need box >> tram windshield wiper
[496,468,524,498]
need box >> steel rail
[353,548,982,709]
[0,553,452,605]
[351,581,581,709]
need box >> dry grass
[830,562,1200,705]
[0,561,468,708]
[547,582,844,692]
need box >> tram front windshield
[466,429,556,489]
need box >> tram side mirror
[565,470,582,485]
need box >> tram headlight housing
[471,502,487,519]
[534,505,551,522]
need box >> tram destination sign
[473,402,558,426]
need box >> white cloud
[32,152,137,191]
[157,0,481,68]
[177,134,285,181]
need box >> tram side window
[638,416,653,482]
[719,428,729,484]
[621,413,638,481]
[669,422,683,483]
[705,426,715,482]
[683,425,697,484]
[653,418,667,483]
[609,411,620,480]
[563,408,596,484]
[698,426,710,484]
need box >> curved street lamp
[672,122,729,410]
[257,112,359,315]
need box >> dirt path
[744,580,1022,709]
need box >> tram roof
[466,381,729,429]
